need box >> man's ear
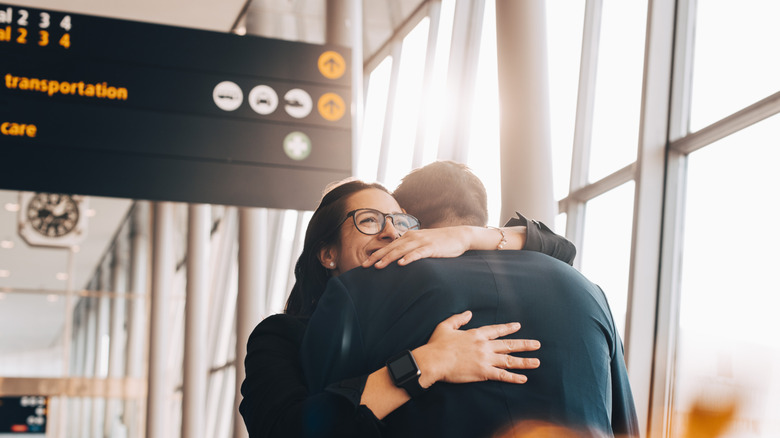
[318,246,338,269]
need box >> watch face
[26,193,80,237]
[388,351,421,384]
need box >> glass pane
[672,114,780,437]
[689,1,780,132]
[384,18,431,190]
[421,0,457,166]
[580,182,635,339]
[357,56,393,182]
[546,0,585,200]
[58,397,144,438]
[555,212,568,237]
[0,291,65,378]
[467,0,501,225]
[588,0,647,182]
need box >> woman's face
[324,188,404,275]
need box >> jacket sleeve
[239,314,382,438]
[610,335,641,437]
[504,211,577,265]
[301,277,368,393]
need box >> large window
[671,114,780,437]
[689,0,780,132]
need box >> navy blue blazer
[301,251,639,438]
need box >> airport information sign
[0,3,352,210]
[0,396,47,434]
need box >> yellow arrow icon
[318,93,346,121]
[318,51,346,80]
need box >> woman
[240,180,568,437]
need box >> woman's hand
[412,310,540,388]
[362,226,475,269]
[362,226,528,269]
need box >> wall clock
[18,192,89,248]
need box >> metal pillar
[183,204,210,438]
[126,201,150,438]
[106,237,128,437]
[91,263,112,438]
[234,208,267,438]
[70,299,87,438]
[80,296,97,437]
[326,0,363,173]
[146,202,175,438]
[495,0,556,224]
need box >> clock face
[26,193,80,238]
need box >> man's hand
[413,310,541,388]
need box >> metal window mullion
[566,0,603,269]
[668,0,697,142]
[624,0,678,435]
[671,89,780,154]
[649,148,688,438]
[647,0,695,436]
[376,40,403,183]
[411,1,441,168]
[558,162,636,211]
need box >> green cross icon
[283,131,312,160]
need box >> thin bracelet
[487,226,508,250]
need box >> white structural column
[126,202,149,438]
[106,239,128,437]
[234,208,267,438]
[146,202,175,438]
[80,296,97,437]
[326,0,363,175]
[183,204,210,438]
[495,0,555,225]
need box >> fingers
[362,245,390,267]
[472,322,522,339]
[361,231,437,268]
[492,338,541,354]
[497,355,540,370]
[378,247,430,268]
[490,368,529,384]
[486,356,539,384]
[438,310,473,330]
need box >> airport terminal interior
[1,0,779,437]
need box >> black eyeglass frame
[334,208,420,237]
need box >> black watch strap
[386,350,428,398]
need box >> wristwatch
[386,350,428,398]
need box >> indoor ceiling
[0,0,425,355]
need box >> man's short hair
[393,161,488,228]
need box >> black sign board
[0,396,47,434]
[0,4,352,210]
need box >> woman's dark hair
[285,179,391,317]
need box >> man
[301,161,638,437]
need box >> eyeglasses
[337,208,420,236]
